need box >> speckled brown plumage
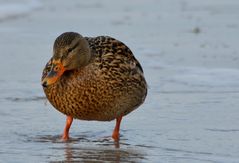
[41,32,147,140]
[42,34,147,121]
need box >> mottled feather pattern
[85,36,143,73]
[42,58,53,81]
[42,36,147,121]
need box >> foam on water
[0,0,41,21]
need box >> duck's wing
[85,36,144,75]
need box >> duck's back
[42,36,147,121]
[85,36,144,72]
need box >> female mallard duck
[41,32,147,141]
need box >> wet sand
[1,0,239,162]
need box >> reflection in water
[31,135,146,162]
[57,143,145,163]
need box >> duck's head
[42,32,91,88]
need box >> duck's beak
[42,60,65,88]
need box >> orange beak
[42,60,65,87]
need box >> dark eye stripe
[68,42,79,53]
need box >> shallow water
[1,0,239,162]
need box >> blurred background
[0,0,239,162]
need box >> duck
[41,32,147,141]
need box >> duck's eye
[67,43,78,53]
[54,65,60,71]
[67,48,73,53]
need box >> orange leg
[112,116,123,141]
[61,115,73,141]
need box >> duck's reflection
[60,141,145,162]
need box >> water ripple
[205,128,239,132]
[4,96,46,102]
